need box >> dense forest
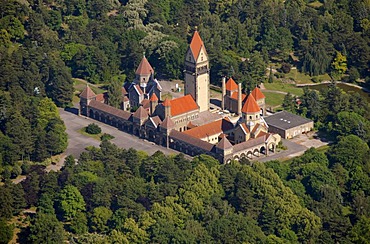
[1,0,370,242]
[0,139,369,243]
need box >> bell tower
[184,30,209,112]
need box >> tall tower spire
[184,30,210,112]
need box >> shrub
[100,133,114,141]
[281,63,291,74]
[85,123,101,134]
[274,72,285,79]
[311,77,321,83]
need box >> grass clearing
[316,144,330,153]
[78,128,102,141]
[264,82,304,96]
[264,91,285,107]
[285,69,331,84]
[307,1,323,8]
[73,78,106,94]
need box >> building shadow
[64,107,79,115]
[210,98,221,107]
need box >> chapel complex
[80,31,282,163]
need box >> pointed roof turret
[242,94,260,113]
[216,134,233,150]
[135,56,154,76]
[150,93,158,102]
[251,87,265,100]
[133,106,149,119]
[159,117,175,129]
[190,30,205,59]
[162,98,171,107]
[225,78,238,91]
[80,84,96,99]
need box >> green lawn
[77,128,102,141]
[285,69,331,84]
[264,82,304,96]
[307,1,323,8]
[73,78,106,94]
[264,91,285,107]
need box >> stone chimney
[237,82,242,115]
[221,77,226,110]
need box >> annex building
[264,111,314,139]
[80,31,282,163]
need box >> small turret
[163,98,171,118]
[149,93,158,115]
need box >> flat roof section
[264,111,313,130]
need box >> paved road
[47,108,179,172]
[252,139,308,163]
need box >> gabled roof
[251,123,262,134]
[183,119,234,139]
[242,94,260,113]
[133,85,144,95]
[216,135,233,150]
[239,123,250,134]
[133,106,148,119]
[150,93,158,102]
[80,85,96,99]
[170,95,199,117]
[159,117,175,129]
[151,116,162,127]
[141,99,150,109]
[189,31,205,59]
[233,135,266,152]
[122,87,128,96]
[225,78,238,91]
[135,56,154,75]
[95,93,105,102]
[251,87,265,100]
[146,116,162,128]
[170,130,214,151]
[89,100,131,120]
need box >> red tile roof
[134,85,143,95]
[80,85,96,99]
[242,94,260,113]
[150,93,158,101]
[190,31,204,59]
[240,123,250,134]
[96,93,105,102]
[251,87,265,100]
[170,95,199,117]
[162,98,171,107]
[183,119,234,139]
[230,92,247,101]
[225,78,238,91]
[135,56,154,75]
[141,99,150,109]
